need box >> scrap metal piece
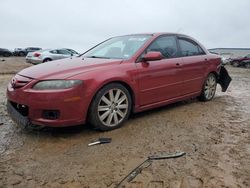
[148,151,186,160]
[127,160,152,183]
[115,151,186,188]
[88,138,112,146]
[218,66,232,92]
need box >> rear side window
[178,38,205,57]
[50,50,58,54]
[57,49,71,55]
[146,36,178,58]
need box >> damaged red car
[7,33,231,130]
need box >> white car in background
[26,48,79,64]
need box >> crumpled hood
[18,57,122,80]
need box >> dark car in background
[231,54,250,67]
[0,48,12,57]
[14,47,42,56]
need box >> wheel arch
[86,80,136,118]
[43,57,52,62]
[209,71,219,81]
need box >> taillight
[34,53,40,57]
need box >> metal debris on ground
[116,151,186,188]
[88,138,112,146]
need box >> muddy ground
[0,57,249,188]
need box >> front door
[136,35,183,106]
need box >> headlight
[33,80,82,90]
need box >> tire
[231,61,239,67]
[199,73,217,101]
[43,58,52,63]
[3,52,11,57]
[88,83,132,131]
[19,52,25,56]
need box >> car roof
[117,32,188,36]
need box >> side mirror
[142,51,163,61]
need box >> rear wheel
[232,61,239,67]
[43,58,52,63]
[3,52,11,57]
[88,83,132,131]
[199,73,217,101]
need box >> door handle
[176,63,181,67]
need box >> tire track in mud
[205,70,250,188]
[0,67,250,188]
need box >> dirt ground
[0,57,249,188]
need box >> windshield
[83,35,151,59]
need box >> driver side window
[146,36,178,59]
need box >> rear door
[49,50,62,60]
[177,37,207,95]
[136,35,183,106]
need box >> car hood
[18,57,123,80]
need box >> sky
[0,0,250,52]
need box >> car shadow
[22,123,96,138]
[22,98,199,138]
[131,98,198,119]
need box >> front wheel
[3,52,11,57]
[199,73,217,101]
[88,83,132,131]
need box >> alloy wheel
[204,75,216,100]
[97,88,128,127]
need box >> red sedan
[7,33,231,130]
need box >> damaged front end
[218,66,232,92]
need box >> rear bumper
[25,58,43,64]
[218,66,232,92]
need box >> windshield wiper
[86,56,111,59]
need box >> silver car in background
[26,48,79,64]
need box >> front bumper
[7,81,88,127]
[7,101,30,127]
